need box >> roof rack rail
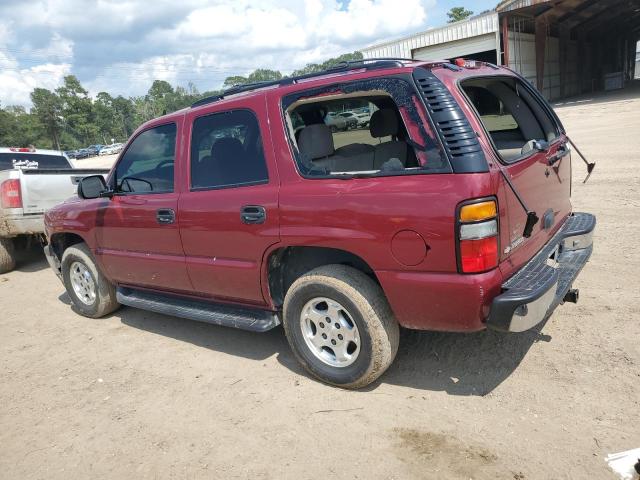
[190,58,419,108]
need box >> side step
[116,287,280,333]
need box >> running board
[116,287,280,333]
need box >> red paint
[460,237,499,273]
[44,61,575,331]
[391,230,428,267]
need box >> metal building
[362,0,640,100]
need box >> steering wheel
[155,159,173,173]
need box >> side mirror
[78,175,107,199]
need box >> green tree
[30,88,63,149]
[56,75,97,146]
[0,105,43,148]
[223,69,283,88]
[112,95,136,138]
[3,50,373,151]
[447,7,473,23]
[291,51,364,76]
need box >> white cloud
[0,63,72,106]
[0,0,435,107]
[0,25,73,106]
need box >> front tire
[283,265,399,389]
[0,237,16,274]
[61,243,119,318]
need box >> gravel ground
[1,87,639,479]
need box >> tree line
[0,51,363,151]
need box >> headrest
[298,124,334,159]
[369,109,399,138]
[211,137,244,159]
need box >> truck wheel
[61,243,119,318]
[283,265,399,389]
[0,238,16,274]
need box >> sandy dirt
[1,87,639,479]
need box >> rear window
[461,76,560,163]
[0,153,71,171]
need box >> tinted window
[190,110,268,189]
[0,153,71,171]
[115,123,176,193]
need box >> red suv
[44,58,595,388]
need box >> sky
[0,0,496,107]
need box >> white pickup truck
[0,147,109,273]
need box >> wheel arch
[265,246,379,307]
[49,232,87,261]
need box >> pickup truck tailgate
[20,169,109,214]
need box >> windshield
[0,153,72,171]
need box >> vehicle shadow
[114,305,298,366]
[14,244,48,273]
[101,300,551,395]
[373,324,551,396]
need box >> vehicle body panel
[432,66,573,278]
[178,95,280,305]
[44,60,592,334]
[90,114,192,292]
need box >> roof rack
[190,58,419,108]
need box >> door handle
[156,208,175,224]
[241,205,266,224]
[548,144,570,166]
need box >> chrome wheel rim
[300,297,360,368]
[69,261,96,305]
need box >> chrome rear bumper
[487,212,595,332]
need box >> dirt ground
[1,86,639,479]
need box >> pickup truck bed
[0,147,109,272]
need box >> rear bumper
[486,212,595,332]
[0,213,44,237]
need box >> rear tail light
[1,179,22,208]
[457,199,499,273]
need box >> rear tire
[61,243,119,318]
[0,238,16,274]
[283,265,399,389]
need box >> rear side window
[190,109,268,190]
[0,153,71,171]
[115,123,176,193]
[282,78,451,178]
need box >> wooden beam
[559,28,570,97]
[502,15,511,67]
[535,16,547,91]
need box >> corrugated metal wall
[508,31,579,100]
[413,33,497,61]
[362,13,499,60]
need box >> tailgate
[455,73,573,278]
[20,169,109,214]
[499,141,572,278]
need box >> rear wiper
[566,137,596,183]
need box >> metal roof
[495,0,553,12]
[361,12,499,59]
